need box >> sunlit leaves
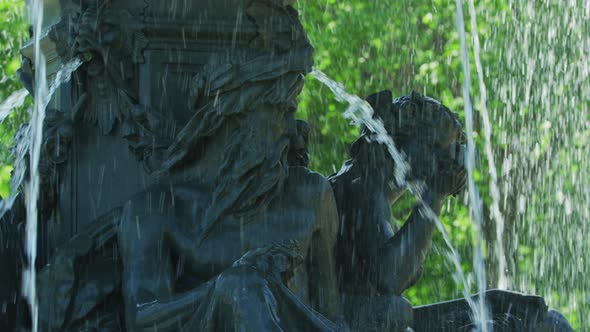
[0,0,29,196]
[0,165,12,199]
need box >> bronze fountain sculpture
[0,0,574,331]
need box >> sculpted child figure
[329,90,573,332]
[329,90,467,331]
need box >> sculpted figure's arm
[369,169,465,295]
[308,173,343,320]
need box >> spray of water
[311,68,485,329]
[310,69,408,185]
[492,0,590,325]
[466,0,509,291]
[454,0,491,330]
[0,89,28,124]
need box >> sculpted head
[351,90,465,184]
[125,0,314,243]
[288,119,311,167]
[161,19,312,244]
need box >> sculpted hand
[232,241,303,281]
[426,143,467,200]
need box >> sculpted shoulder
[284,166,338,233]
[286,166,334,200]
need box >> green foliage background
[0,0,29,198]
[0,0,587,329]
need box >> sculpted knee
[212,266,269,303]
[344,294,413,332]
[537,310,574,332]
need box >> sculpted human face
[288,120,311,167]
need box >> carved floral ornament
[39,0,314,175]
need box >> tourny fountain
[0,0,581,331]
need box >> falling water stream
[20,56,82,331]
[20,0,83,329]
[21,57,81,332]
[454,0,490,330]
[23,0,45,328]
